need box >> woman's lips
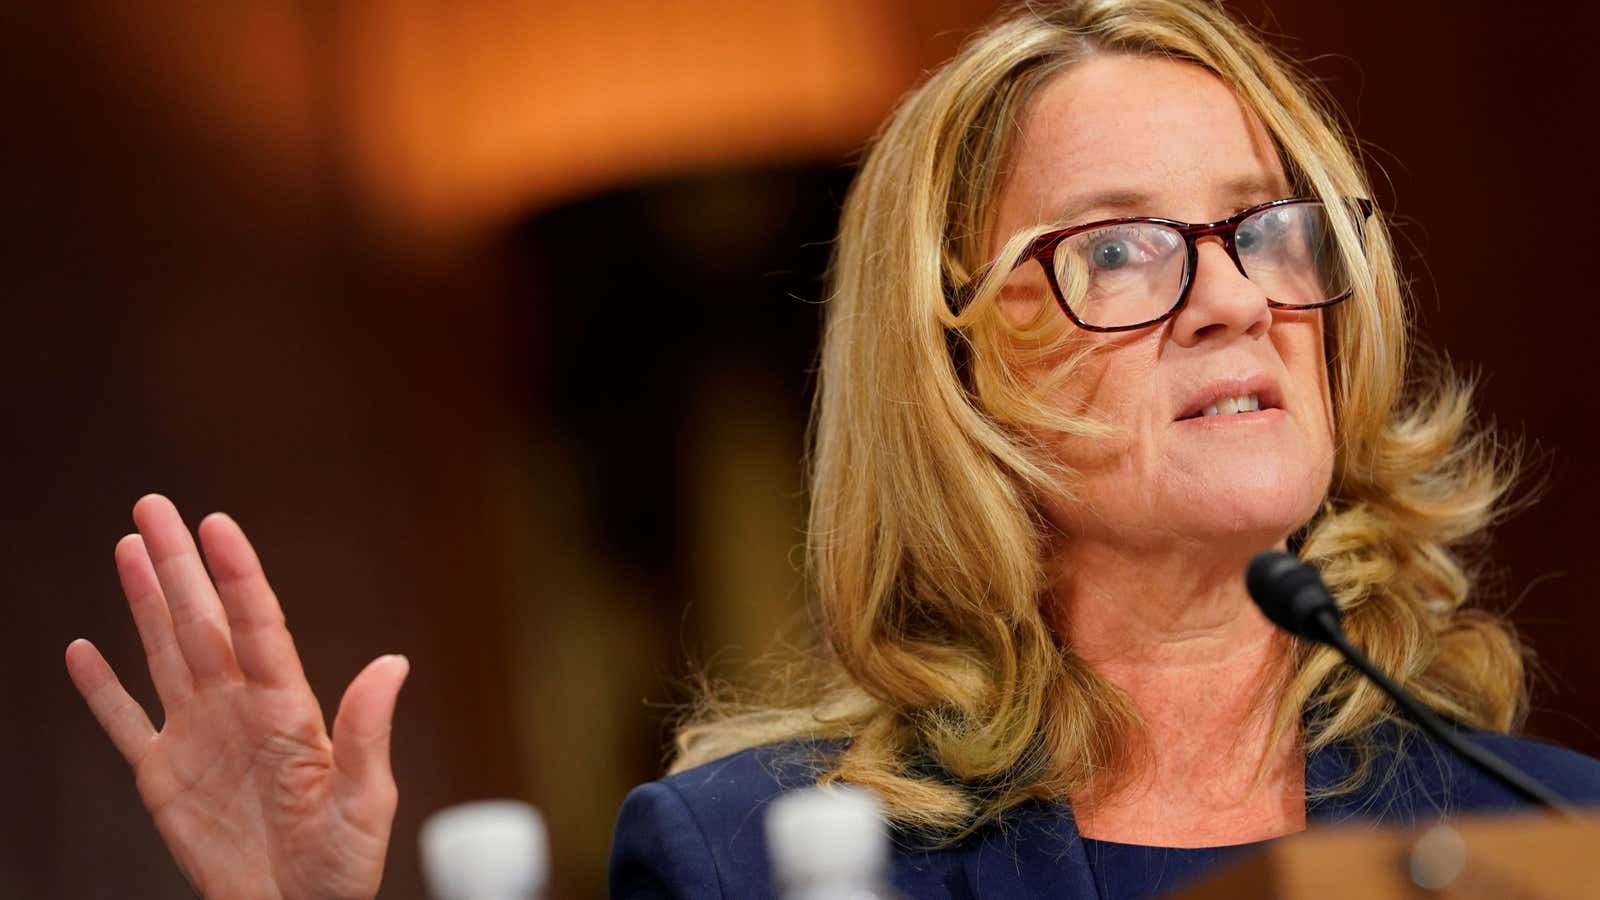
[1174,376,1285,421]
[1174,406,1286,427]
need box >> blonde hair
[671,0,1526,837]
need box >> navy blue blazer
[609,724,1600,898]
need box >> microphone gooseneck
[1246,550,1578,818]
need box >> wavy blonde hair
[671,0,1526,837]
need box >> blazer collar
[961,799,1097,899]
[955,726,1421,899]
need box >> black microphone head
[1245,550,1342,644]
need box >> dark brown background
[4,3,1595,898]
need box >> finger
[65,639,158,766]
[114,534,194,712]
[132,494,239,684]
[197,512,308,690]
[331,655,409,827]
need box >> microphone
[1245,550,1577,818]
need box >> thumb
[331,654,410,824]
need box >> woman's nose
[1168,239,1271,346]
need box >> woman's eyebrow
[1216,174,1284,207]
[1047,175,1287,229]
[1048,189,1156,227]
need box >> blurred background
[5,2,1597,897]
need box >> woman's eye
[1238,210,1291,255]
[1068,226,1179,275]
[1091,239,1132,270]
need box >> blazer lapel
[962,801,1100,899]
[1306,721,1457,827]
[947,723,1430,898]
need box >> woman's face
[990,55,1336,555]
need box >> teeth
[1200,393,1261,417]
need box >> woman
[614,0,1600,896]
[64,1,1600,898]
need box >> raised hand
[65,494,410,900]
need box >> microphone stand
[1248,550,1580,821]
[1306,607,1578,819]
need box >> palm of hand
[66,495,409,900]
[140,685,368,900]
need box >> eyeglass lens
[1049,201,1355,329]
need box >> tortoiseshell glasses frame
[1011,196,1376,332]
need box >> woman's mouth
[1174,376,1286,422]
[1194,393,1261,418]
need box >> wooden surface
[1179,813,1600,899]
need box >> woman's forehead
[996,54,1289,237]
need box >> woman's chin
[1053,446,1332,555]
[1161,445,1331,539]
[1165,486,1321,551]
[1061,490,1318,561]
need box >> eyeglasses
[1011,197,1375,332]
